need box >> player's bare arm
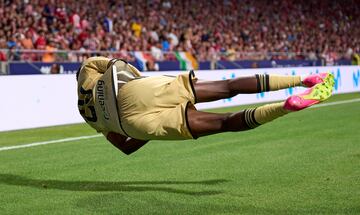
[106,132,149,155]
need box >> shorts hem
[189,70,197,104]
[185,102,198,139]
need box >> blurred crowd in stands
[0,0,359,64]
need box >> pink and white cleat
[284,75,334,111]
[302,72,333,88]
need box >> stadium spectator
[42,40,57,62]
[0,39,7,61]
[34,30,47,50]
[20,31,34,50]
[50,63,61,74]
[0,0,359,62]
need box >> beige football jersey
[77,56,141,134]
[78,56,195,141]
[77,57,110,133]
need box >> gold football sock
[243,102,290,129]
[256,74,302,92]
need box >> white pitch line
[310,98,360,108]
[0,134,102,152]
[0,97,359,152]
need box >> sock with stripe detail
[243,108,261,129]
[255,74,302,92]
[243,102,290,129]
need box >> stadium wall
[1,66,359,132]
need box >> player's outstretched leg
[194,72,331,103]
[187,75,334,138]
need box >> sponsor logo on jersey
[96,80,110,120]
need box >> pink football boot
[284,74,334,111]
[302,72,332,88]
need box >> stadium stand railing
[0,49,356,75]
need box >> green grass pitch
[0,93,359,215]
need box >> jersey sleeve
[127,63,142,77]
[82,56,111,75]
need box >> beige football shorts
[117,71,197,140]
